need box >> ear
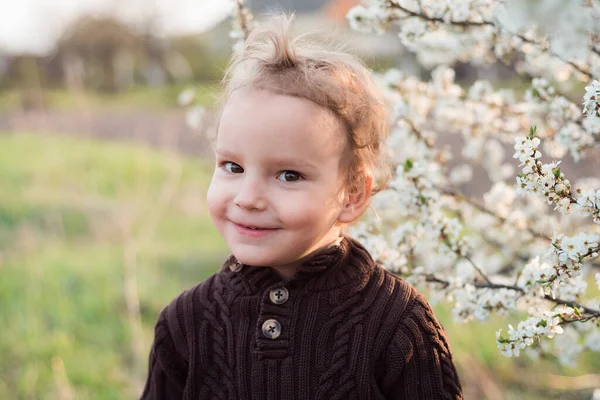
[337,175,373,224]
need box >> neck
[270,235,343,280]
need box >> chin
[230,244,278,267]
[235,253,278,267]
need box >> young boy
[141,13,463,400]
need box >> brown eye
[224,162,244,173]
[277,171,301,182]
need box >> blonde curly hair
[212,13,390,197]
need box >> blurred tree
[57,16,144,92]
[168,36,229,83]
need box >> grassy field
[0,84,221,111]
[0,133,227,398]
[0,132,599,399]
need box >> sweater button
[229,260,243,272]
[269,287,289,304]
[262,319,281,339]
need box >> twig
[464,254,493,284]
[236,0,251,41]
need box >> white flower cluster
[575,188,600,224]
[583,81,600,124]
[496,313,564,357]
[518,254,590,301]
[544,232,600,276]
[364,42,600,364]
[514,133,575,214]
[348,0,600,75]
[346,2,396,35]
[452,284,519,322]
[524,77,598,161]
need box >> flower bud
[558,197,571,209]
[555,183,565,194]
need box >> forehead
[217,89,346,160]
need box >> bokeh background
[1,0,599,399]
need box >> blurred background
[0,0,598,399]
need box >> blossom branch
[423,274,600,318]
[386,1,493,27]
[384,1,596,80]
[235,0,251,41]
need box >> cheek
[206,177,227,219]
[278,194,343,227]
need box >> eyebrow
[215,148,318,171]
[215,149,239,159]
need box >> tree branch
[387,1,493,27]
[424,274,600,317]
[236,0,251,41]
[385,2,597,80]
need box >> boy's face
[206,88,349,273]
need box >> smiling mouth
[235,223,276,230]
[232,222,279,237]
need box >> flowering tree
[344,0,600,367]
[184,0,600,370]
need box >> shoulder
[365,261,454,351]
[374,265,446,337]
[367,262,424,318]
[372,269,463,397]
[154,272,221,355]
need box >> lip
[232,222,279,238]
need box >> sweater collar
[221,236,375,293]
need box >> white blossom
[177,88,196,106]
[185,105,204,130]
[449,164,473,185]
[583,80,600,124]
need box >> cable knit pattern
[140,236,463,399]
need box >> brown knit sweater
[140,236,463,399]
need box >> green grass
[0,132,598,399]
[0,83,221,111]
[0,132,227,398]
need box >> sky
[0,0,234,55]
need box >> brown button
[262,319,281,339]
[269,287,289,304]
[229,260,243,272]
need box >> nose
[234,175,267,211]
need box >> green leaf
[552,168,561,178]
[528,126,538,139]
[537,319,547,328]
[404,158,413,172]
